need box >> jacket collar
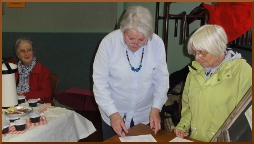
[189,61,232,86]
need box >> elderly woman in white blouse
[93,6,169,140]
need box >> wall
[2,2,252,93]
[2,2,117,32]
[2,32,107,91]
[2,2,116,92]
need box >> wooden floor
[75,110,103,142]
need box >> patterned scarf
[16,57,37,93]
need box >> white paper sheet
[245,105,252,130]
[169,137,193,142]
[119,134,157,142]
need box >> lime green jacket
[175,59,252,142]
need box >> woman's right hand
[174,128,189,138]
[109,112,128,137]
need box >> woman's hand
[149,107,161,134]
[174,128,189,138]
[110,112,128,137]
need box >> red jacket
[15,61,54,106]
[203,2,252,42]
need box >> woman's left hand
[149,107,161,134]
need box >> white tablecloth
[2,102,96,142]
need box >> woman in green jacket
[175,24,252,142]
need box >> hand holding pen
[109,112,128,137]
[121,113,127,133]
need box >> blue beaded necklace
[126,48,144,72]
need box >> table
[103,124,200,142]
[2,102,96,142]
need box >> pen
[122,113,126,133]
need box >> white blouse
[93,29,169,128]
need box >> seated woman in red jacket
[13,37,54,106]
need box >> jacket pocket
[190,127,198,139]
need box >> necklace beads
[126,48,144,72]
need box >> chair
[161,81,184,131]
[50,73,59,100]
[155,2,252,60]
[155,2,209,50]
[231,29,252,45]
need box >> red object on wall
[54,88,98,111]
[6,2,25,8]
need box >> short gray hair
[120,6,154,40]
[13,37,34,55]
[187,24,228,56]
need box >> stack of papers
[119,134,157,142]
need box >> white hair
[188,24,228,56]
[120,6,154,40]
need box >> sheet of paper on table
[244,105,252,130]
[169,137,193,142]
[119,134,157,142]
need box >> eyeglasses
[19,48,33,54]
[124,34,148,47]
[125,42,147,47]
[191,50,208,57]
